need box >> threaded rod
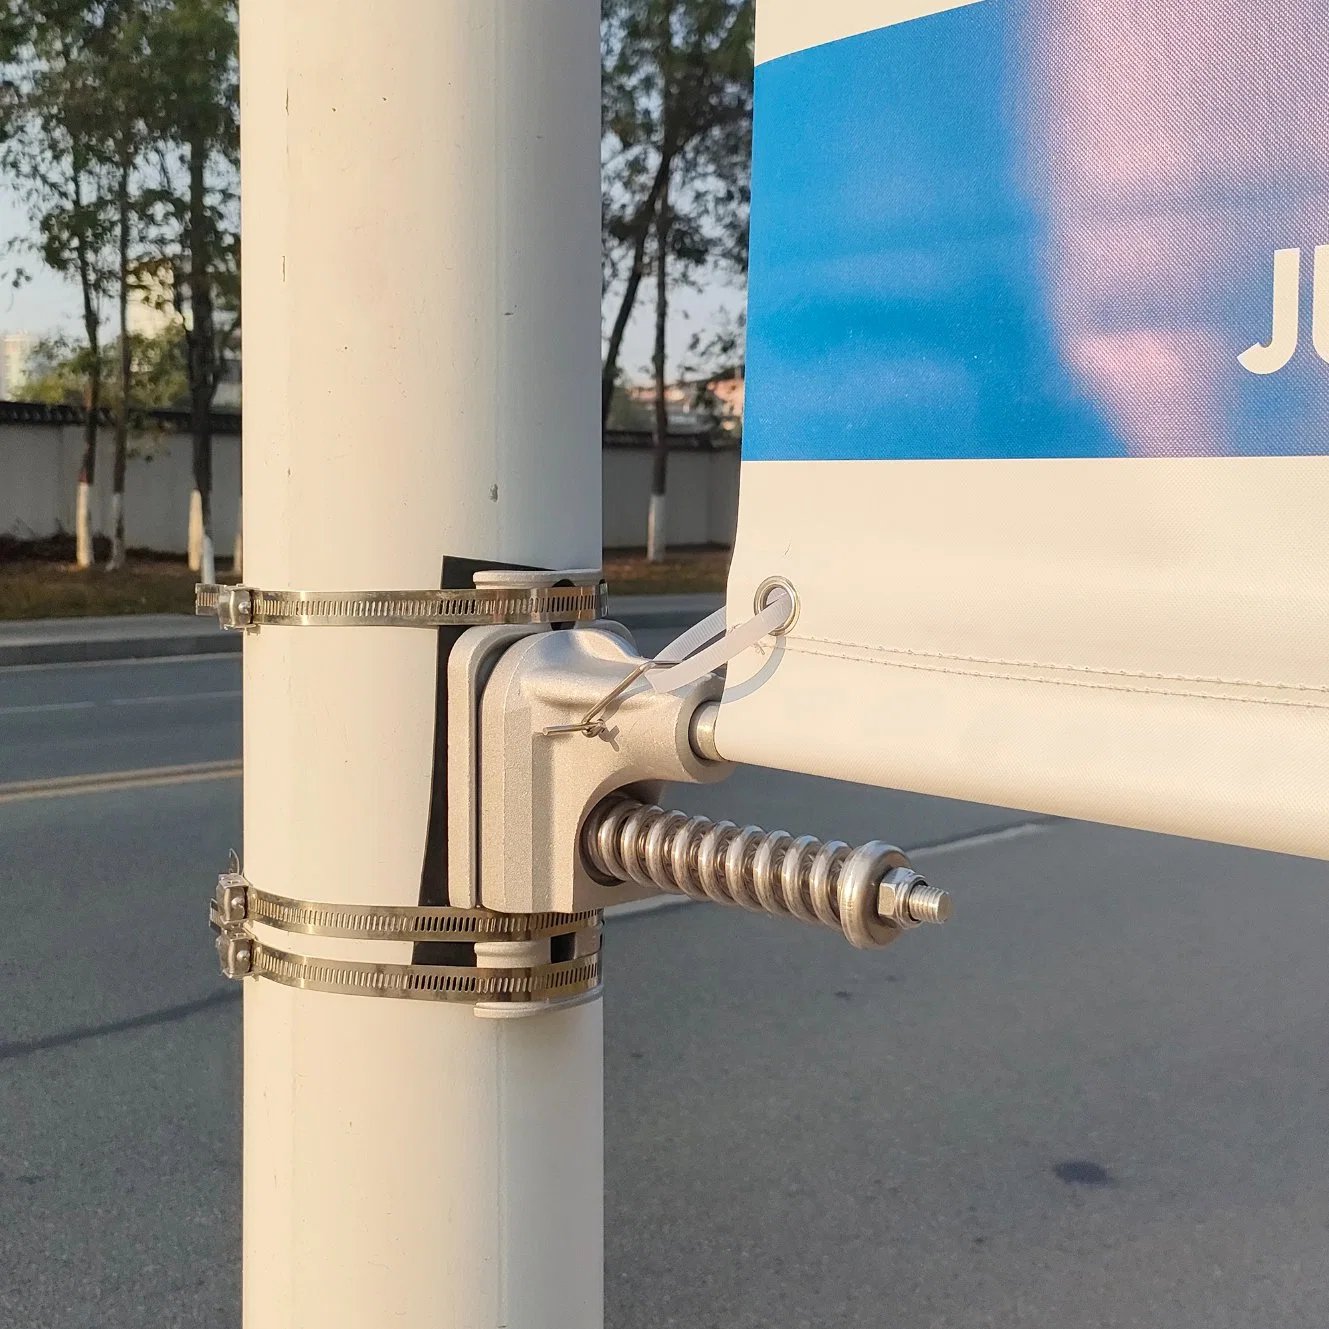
[582,796,951,950]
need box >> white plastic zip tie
[653,606,728,667]
[647,589,794,694]
[542,589,794,738]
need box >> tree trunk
[648,192,672,564]
[232,487,243,576]
[188,489,204,571]
[187,136,217,584]
[601,154,671,428]
[76,333,100,571]
[73,171,100,570]
[109,163,131,571]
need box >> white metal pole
[237,0,603,1325]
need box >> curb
[0,597,723,669]
[606,598,722,633]
[0,631,241,668]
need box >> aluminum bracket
[449,622,733,914]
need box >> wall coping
[0,399,243,435]
[0,404,740,452]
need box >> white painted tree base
[646,492,667,563]
[75,481,93,568]
[188,489,204,572]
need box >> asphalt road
[0,654,241,782]
[1,651,1326,1328]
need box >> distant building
[213,348,243,411]
[0,331,37,400]
[127,265,242,411]
[127,267,180,341]
[623,381,707,435]
[704,371,745,426]
[623,369,745,439]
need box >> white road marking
[0,760,242,805]
[0,652,236,676]
[0,690,241,716]
[109,690,242,706]
[908,820,1054,858]
[0,701,97,716]
[607,894,695,920]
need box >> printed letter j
[1240,247,1301,375]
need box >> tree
[600,0,753,559]
[0,1,120,567]
[601,1,753,428]
[678,306,745,437]
[101,2,154,568]
[20,326,188,412]
[604,382,653,431]
[139,0,238,584]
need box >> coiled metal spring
[583,796,951,950]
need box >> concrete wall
[0,421,739,554]
[0,422,242,554]
[601,445,739,548]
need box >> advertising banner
[719,0,1329,857]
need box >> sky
[0,189,77,339]
[0,183,745,383]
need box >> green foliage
[21,326,188,412]
[605,384,654,431]
[0,1,239,398]
[600,0,754,414]
[138,0,237,158]
[138,0,239,430]
[0,2,123,331]
[18,334,98,404]
[679,307,745,435]
[603,0,754,253]
[135,0,239,273]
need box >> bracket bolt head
[213,874,249,925]
[216,931,253,979]
[217,586,255,630]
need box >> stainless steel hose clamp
[211,863,602,1016]
[196,572,606,632]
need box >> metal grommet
[754,576,800,635]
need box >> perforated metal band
[241,943,602,1005]
[210,871,603,1007]
[226,882,600,943]
[196,581,605,631]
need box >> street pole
[237,0,603,1324]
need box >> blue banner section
[744,1,1329,461]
